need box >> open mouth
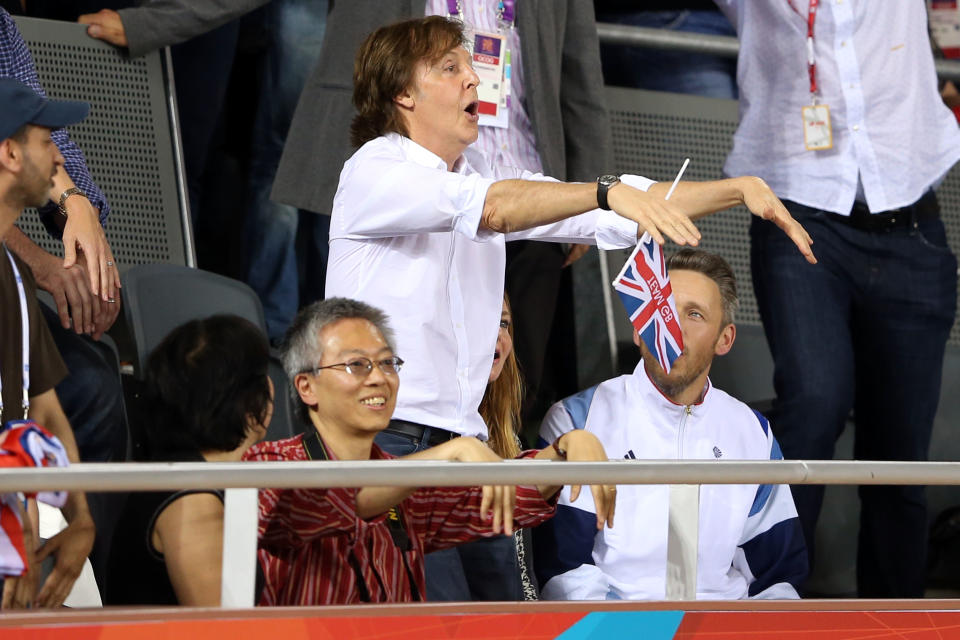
[360,396,387,408]
[492,349,501,365]
[464,101,479,119]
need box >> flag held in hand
[612,234,685,373]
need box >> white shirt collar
[629,358,712,415]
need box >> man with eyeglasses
[243,297,617,605]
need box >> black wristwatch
[596,174,621,210]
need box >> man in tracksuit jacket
[534,248,808,600]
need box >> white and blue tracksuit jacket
[534,361,808,600]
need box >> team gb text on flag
[612,234,685,374]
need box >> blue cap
[0,77,89,141]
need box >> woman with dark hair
[105,315,272,606]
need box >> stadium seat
[121,263,298,443]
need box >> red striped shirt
[244,434,556,605]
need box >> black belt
[828,191,939,232]
[385,420,460,447]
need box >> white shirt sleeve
[332,148,496,241]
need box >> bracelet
[552,438,567,459]
[57,187,88,217]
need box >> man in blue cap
[0,77,96,609]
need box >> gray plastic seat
[121,263,298,442]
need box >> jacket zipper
[677,405,692,459]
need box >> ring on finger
[106,260,114,267]
[108,298,116,304]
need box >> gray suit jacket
[119,0,270,57]
[271,0,611,214]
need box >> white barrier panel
[221,488,258,608]
[666,485,699,601]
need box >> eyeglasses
[308,356,404,379]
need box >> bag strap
[301,430,422,601]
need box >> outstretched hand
[608,182,702,247]
[739,177,817,264]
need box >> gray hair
[281,297,397,425]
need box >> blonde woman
[465,295,538,600]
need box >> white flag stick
[663,158,690,201]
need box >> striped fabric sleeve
[245,442,359,550]
[408,460,557,555]
[0,9,110,230]
[733,412,809,599]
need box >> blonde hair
[479,295,523,459]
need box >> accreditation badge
[472,31,510,129]
[930,0,960,57]
[802,103,833,151]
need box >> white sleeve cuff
[450,173,498,241]
[593,174,657,249]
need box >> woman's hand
[447,437,517,536]
[357,437,515,534]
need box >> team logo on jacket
[713,446,722,458]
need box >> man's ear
[632,329,641,348]
[294,373,318,409]
[394,87,415,110]
[0,137,22,173]
[714,323,736,356]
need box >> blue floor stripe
[556,611,685,640]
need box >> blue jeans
[245,0,327,342]
[170,20,240,234]
[596,10,738,99]
[374,426,524,601]
[750,197,958,597]
[38,303,126,464]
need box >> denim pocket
[914,218,955,255]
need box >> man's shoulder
[547,374,633,429]
[343,134,445,176]
[244,433,307,462]
[346,135,404,163]
[705,383,771,439]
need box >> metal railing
[595,23,960,81]
[3,459,960,492]
[4,459,960,607]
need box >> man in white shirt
[534,248,807,601]
[715,2,960,597]
[326,14,814,598]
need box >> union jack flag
[612,234,685,373]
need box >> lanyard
[788,0,820,98]
[1,246,30,420]
[445,0,516,29]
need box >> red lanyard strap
[789,0,820,96]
